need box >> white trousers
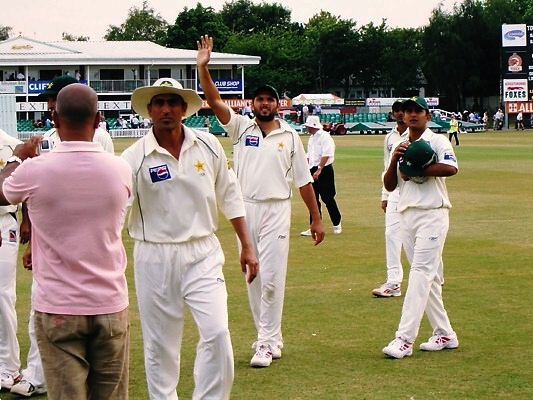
[396,208,454,343]
[243,200,291,350]
[0,214,20,374]
[21,279,46,387]
[385,200,403,285]
[134,235,233,400]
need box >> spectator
[0,83,132,398]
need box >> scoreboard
[502,24,533,102]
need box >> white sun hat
[131,78,203,119]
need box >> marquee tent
[291,93,344,106]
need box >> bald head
[55,83,98,126]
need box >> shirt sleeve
[292,131,314,188]
[3,162,33,205]
[212,138,246,220]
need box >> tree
[166,3,230,50]
[223,29,309,99]
[304,12,360,95]
[220,0,294,34]
[62,32,89,41]
[422,0,498,111]
[380,28,423,97]
[0,25,12,41]
[105,1,168,45]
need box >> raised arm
[197,35,232,125]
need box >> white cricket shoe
[333,224,342,234]
[271,345,282,360]
[0,371,21,390]
[372,283,401,298]
[382,337,413,359]
[10,379,47,397]
[250,343,273,367]
[420,333,459,351]
[300,229,312,236]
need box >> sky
[3,0,459,42]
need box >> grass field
[5,131,533,399]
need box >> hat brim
[131,86,203,119]
[37,90,57,100]
[401,99,428,111]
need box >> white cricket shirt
[121,126,245,243]
[394,129,458,212]
[382,126,406,203]
[223,110,312,202]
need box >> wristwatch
[6,156,23,165]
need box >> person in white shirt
[300,115,342,236]
[372,99,407,298]
[122,78,258,400]
[382,96,459,359]
[197,35,325,368]
[0,129,24,392]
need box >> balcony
[88,79,197,93]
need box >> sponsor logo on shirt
[245,135,260,147]
[149,164,171,183]
[444,153,456,162]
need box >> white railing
[17,128,150,141]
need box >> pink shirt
[3,142,132,315]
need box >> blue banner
[197,79,242,92]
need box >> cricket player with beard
[197,35,325,367]
[197,35,325,368]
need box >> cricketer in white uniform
[373,99,407,298]
[382,96,459,359]
[0,129,23,390]
[122,78,258,400]
[197,35,325,368]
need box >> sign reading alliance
[501,24,533,101]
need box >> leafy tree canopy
[105,1,169,45]
[0,25,12,41]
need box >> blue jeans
[35,309,129,400]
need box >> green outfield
[7,131,533,399]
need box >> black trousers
[309,164,342,226]
[448,131,459,145]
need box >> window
[100,69,125,80]
[40,70,62,80]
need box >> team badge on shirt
[9,229,16,243]
[194,160,206,176]
[245,135,260,147]
[444,152,456,163]
[149,164,171,183]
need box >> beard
[253,109,276,122]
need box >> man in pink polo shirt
[0,84,132,399]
